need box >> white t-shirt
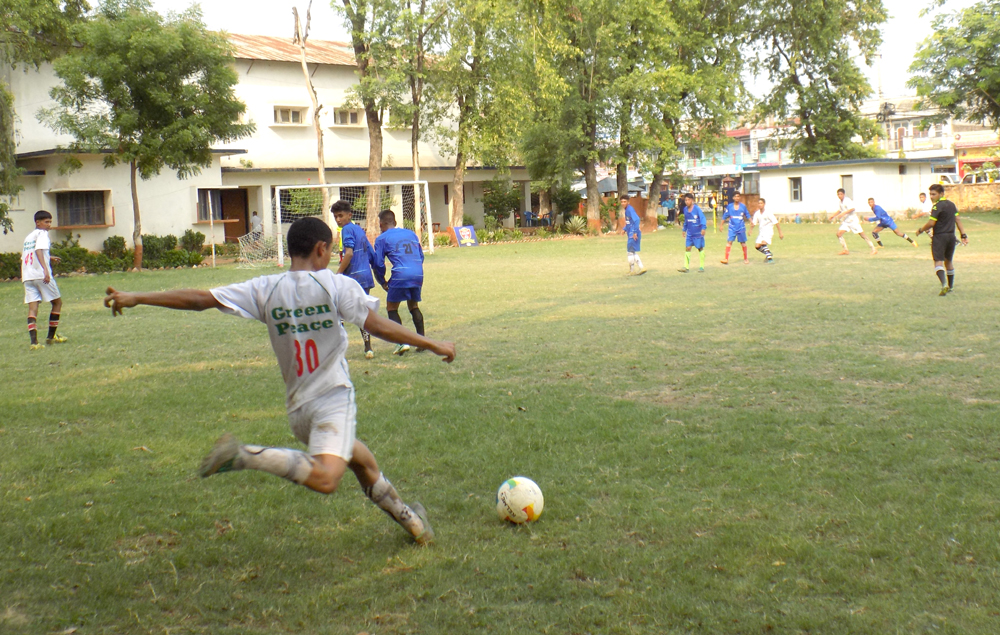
[838,196,857,220]
[21,228,51,281]
[752,210,778,233]
[211,270,379,412]
[251,215,262,231]
[921,199,932,216]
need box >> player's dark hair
[759,198,766,204]
[919,192,926,198]
[621,194,630,202]
[378,209,396,225]
[34,210,52,222]
[330,199,352,214]
[684,193,694,200]
[286,217,333,257]
[928,184,944,195]
[837,188,845,194]
[867,197,874,202]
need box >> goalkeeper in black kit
[916,183,968,296]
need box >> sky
[152,0,967,100]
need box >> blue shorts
[387,285,422,304]
[875,219,897,231]
[727,227,746,243]
[685,235,705,250]
[627,237,641,252]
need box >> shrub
[484,215,500,233]
[552,184,581,217]
[462,214,475,227]
[0,252,20,279]
[564,216,588,235]
[435,234,452,247]
[511,229,524,241]
[84,252,116,274]
[103,236,128,260]
[657,215,671,227]
[480,177,521,225]
[536,228,551,239]
[141,234,176,264]
[181,229,205,253]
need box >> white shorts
[24,279,61,304]
[838,217,863,234]
[755,229,774,245]
[287,385,357,460]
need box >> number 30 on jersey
[294,339,319,376]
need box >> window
[899,164,907,175]
[197,189,223,221]
[273,107,306,125]
[840,175,853,199]
[789,177,802,202]
[741,140,752,156]
[333,108,362,126]
[56,191,106,226]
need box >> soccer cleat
[29,343,45,351]
[393,344,411,356]
[635,268,647,276]
[838,250,850,255]
[199,433,241,477]
[720,259,729,265]
[677,267,689,273]
[939,286,949,296]
[411,502,434,545]
[365,349,374,360]
[869,249,878,255]
[46,334,67,345]
[912,241,919,248]
[698,267,705,273]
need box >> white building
[2,33,526,253]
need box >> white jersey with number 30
[211,270,378,411]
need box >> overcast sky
[152,0,968,100]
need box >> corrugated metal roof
[227,33,356,67]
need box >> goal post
[241,181,435,269]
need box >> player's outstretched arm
[916,218,936,236]
[363,310,455,362]
[104,287,222,316]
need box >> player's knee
[312,470,344,495]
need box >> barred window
[56,191,105,226]
[197,189,223,221]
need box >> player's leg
[837,229,849,254]
[361,288,374,358]
[25,296,41,348]
[740,235,748,263]
[892,226,917,246]
[872,225,884,247]
[349,440,433,544]
[857,231,877,254]
[385,293,410,354]
[627,251,636,273]
[46,295,65,344]
[698,248,705,271]
[680,245,691,273]
[944,237,957,291]
[722,239,732,264]
[407,295,425,340]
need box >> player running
[623,195,646,275]
[867,197,917,248]
[332,200,377,359]
[916,183,969,295]
[21,210,66,350]
[103,217,454,545]
[720,192,751,265]
[677,193,706,273]
[372,210,427,354]
[750,198,783,263]
[830,188,877,256]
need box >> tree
[42,0,253,269]
[293,1,331,226]
[747,0,887,162]
[0,0,87,234]
[908,0,1000,131]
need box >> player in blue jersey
[622,196,646,275]
[866,197,917,249]
[677,193,707,273]
[372,210,425,355]
[332,200,377,359]
[720,192,751,265]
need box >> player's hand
[104,287,137,316]
[961,235,969,246]
[430,340,456,363]
[380,283,389,291]
[43,275,51,284]
[50,256,61,263]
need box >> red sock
[725,245,731,260]
[742,244,748,259]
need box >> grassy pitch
[2,215,1000,634]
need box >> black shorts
[931,233,957,262]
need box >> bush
[462,214,475,227]
[657,215,671,227]
[564,216,588,235]
[0,252,20,279]
[141,234,178,265]
[181,229,205,253]
[103,236,128,260]
[435,234,452,247]
[511,229,524,241]
[552,184,582,217]
[536,228,551,239]
[480,177,521,225]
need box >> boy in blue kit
[332,200,377,359]
[372,210,425,355]
[867,197,917,248]
[677,193,706,273]
[622,196,646,275]
[720,192,751,264]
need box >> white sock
[634,255,644,269]
[838,236,848,250]
[236,446,315,485]
[627,252,635,270]
[365,473,424,536]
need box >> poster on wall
[455,226,479,247]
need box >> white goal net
[239,181,435,268]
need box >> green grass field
[3,216,1000,634]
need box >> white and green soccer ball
[496,476,544,524]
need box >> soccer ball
[496,476,544,524]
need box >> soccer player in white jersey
[21,210,67,349]
[103,217,455,545]
[915,192,932,218]
[830,188,877,256]
[750,198,783,263]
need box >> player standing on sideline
[750,198,783,263]
[720,192,751,265]
[916,183,968,295]
[866,197,917,248]
[332,200,376,359]
[21,210,66,350]
[677,193,707,273]
[103,217,454,545]
[830,188,877,255]
[915,192,932,218]
[372,210,426,354]
[623,195,646,275]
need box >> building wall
[759,162,937,216]
[942,183,1000,211]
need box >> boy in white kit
[829,188,877,256]
[103,217,455,545]
[750,198,783,263]
[22,210,67,350]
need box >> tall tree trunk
[364,104,383,238]
[130,159,142,270]
[616,161,628,231]
[538,186,551,224]
[648,169,664,231]
[412,119,422,239]
[584,160,599,226]
[451,149,465,228]
[294,5,330,226]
